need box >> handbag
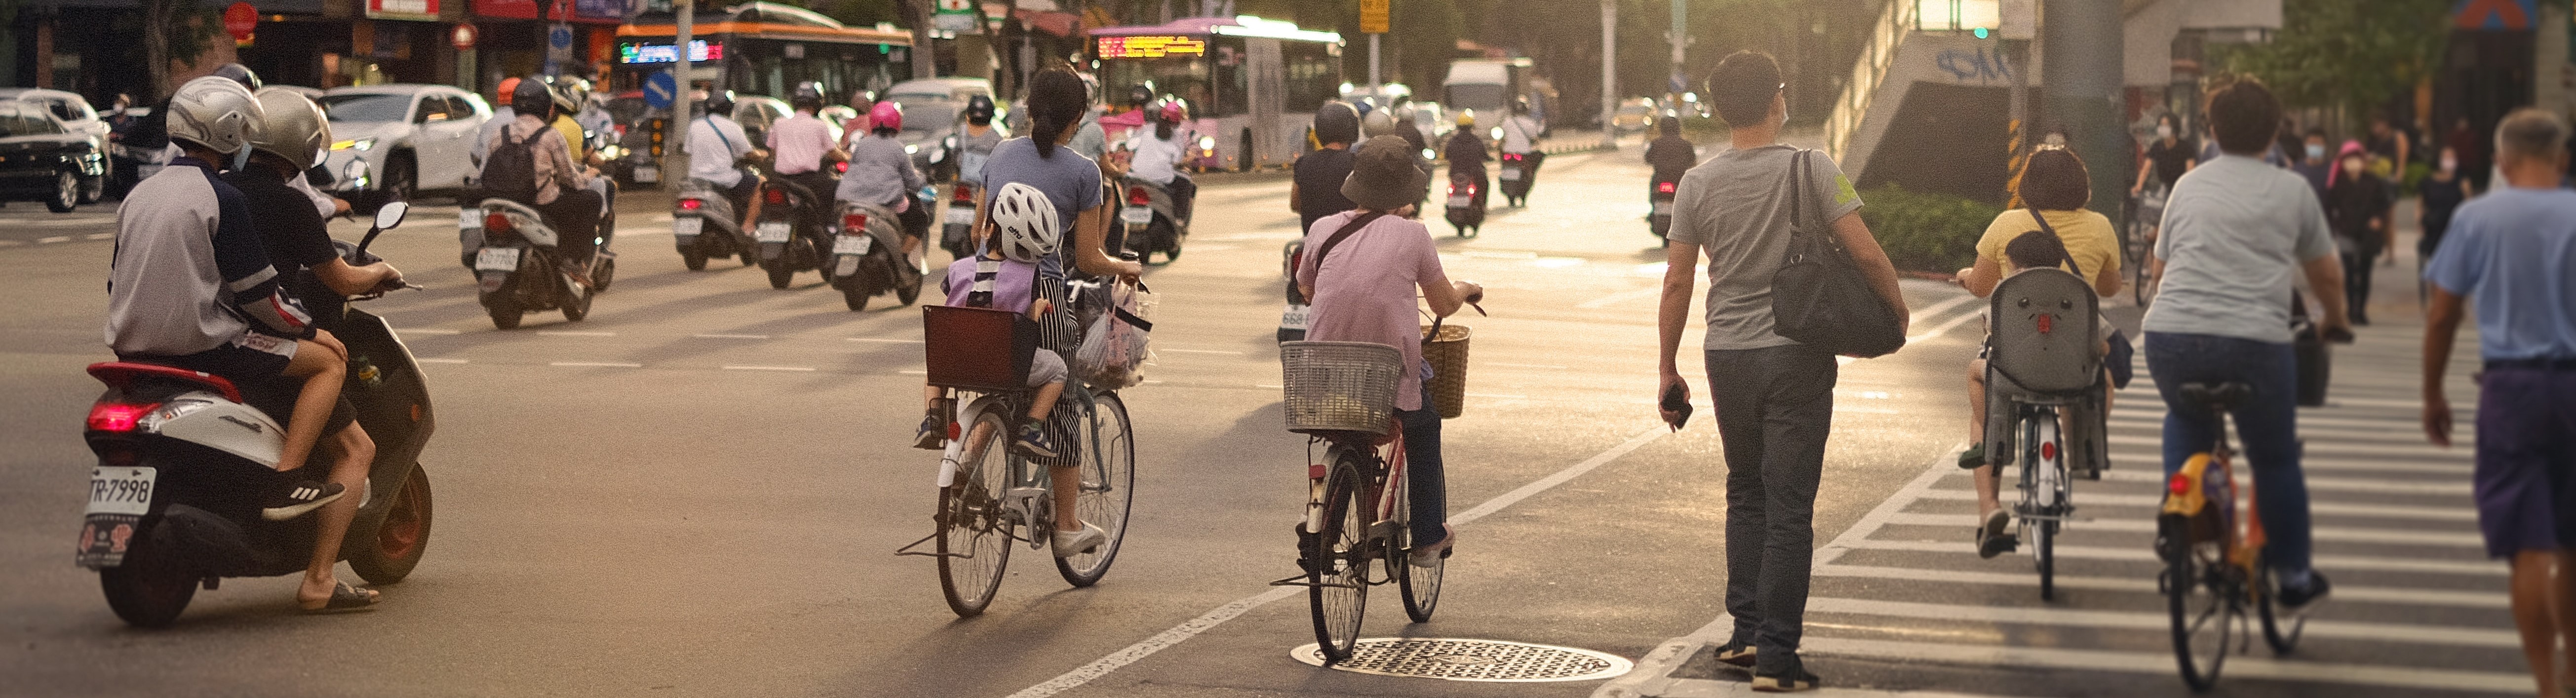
[2290,290,2330,407]
[2029,210,2135,389]
[1769,150,1905,357]
[1075,280,1157,388]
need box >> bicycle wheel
[1394,457,1444,623]
[2033,418,2062,601]
[2257,564,2308,655]
[1055,392,1135,587]
[1307,453,1370,663]
[2163,513,2234,692]
[937,410,1016,618]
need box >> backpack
[481,125,546,202]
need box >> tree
[2221,0,2451,121]
[134,0,226,100]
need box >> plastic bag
[1075,281,1156,388]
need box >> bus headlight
[1198,136,1215,151]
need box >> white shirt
[1124,129,1187,185]
[686,116,751,187]
[1501,115,1541,154]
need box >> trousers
[1705,344,1837,671]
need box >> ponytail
[1025,66,1089,160]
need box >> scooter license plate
[474,246,522,271]
[834,234,874,255]
[1446,195,1475,209]
[1280,303,1310,331]
[1653,200,1674,216]
[1498,168,1522,181]
[86,466,156,517]
[632,167,659,184]
[672,217,704,237]
[1121,206,1154,226]
[944,207,978,226]
[755,222,793,243]
[458,211,480,231]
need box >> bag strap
[2028,209,2084,280]
[1310,210,1390,279]
[702,116,738,155]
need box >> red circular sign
[451,24,477,49]
[222,2,258,39]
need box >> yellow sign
[1361,0,1389,34]
[1096,35,1209,59]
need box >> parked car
[0,88,108,202]
[0,97,106,212]
[315,84,491,201]
[1611,97,1656,134]
[731,96,794,150]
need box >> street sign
[222,2,257,41]
[644,72,678,110]
[452,24,478,50]
[1360,0,1388,34]
[548,25,575,50]
[2453,0,2536,30]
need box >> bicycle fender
[2160,453,2215,517]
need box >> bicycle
[1273,341,1444,663]
[2126,187,2165,306]
[1983,269,2109,601]
[2158,381,2307,692]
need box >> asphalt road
[0,141,2514,698]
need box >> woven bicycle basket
[1421,323,1470,419]
[1280,341,1405,435]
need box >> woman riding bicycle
[1294,135,1481,567]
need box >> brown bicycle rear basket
[922,305,1040,392]
[1420,323,1470,419]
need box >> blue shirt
[2423,187,2576,360]
[979,137,1103,277]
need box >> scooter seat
[87,362,242,402]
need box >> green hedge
[1859,185,2000,274]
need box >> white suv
[316,84,490,199]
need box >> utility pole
[662,0,693,188]
[1669,0,1686,105]
[2041,0,2123,221]
[1600,0,1616,150]
[1361,0,1387,91]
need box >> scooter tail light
[1657,181,1677,194]
[764,188,788,205]
[951,184,974,202]
[86,402,159,432]
[483,213,513,233]
[1126,186,1151,206]
[842,213,869,232]
[678,198,703,210]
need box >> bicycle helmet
[1313,101,1360,146]
[247,87,329,172]
[165,76,265,156]
[512,77,556,120]
[548,80,580,116]
[1362,108,1397,138]
[965,94,996,124]
[868,100,903,133]
[211,63,262,90]
[988,182,1061,263]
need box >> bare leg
[2510,550,2566,697]
[298,424,376,608]
[1967,359,2003,516]
[1028,381,1064,422]
[275,333,348,472]
[2553,549,2576,695]
[740,176,765,233]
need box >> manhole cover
[1291,638,1634,682]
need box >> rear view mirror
[375,200,409,230]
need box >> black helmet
[1660,116,1680,136]
[965,94,995,124]
[212,63,262,91]
[704,90,736,117]
[1313,101,1360,146]
[1511,96,1531,115]
[512,77,556,120]
[790,82,824,112]
[1128,85,1153,110]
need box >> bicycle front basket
[1279,341,1405,435]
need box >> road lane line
[549,361,641,368]
[84,233,115,240]
[1879,512,2485,547]
[1010,425,1672,698]
[1911,488,2482,521]
[1798,637,2532,693]
[1907,294,1981,324]
[849,337,924,343]
[418,358,468,364]
[1841,540,2508,587]
[2094,468,2474,495]
[37,236,70,243]
[723,365,816,372]
[538,330,617,337]
[1804,596,2519,648]
[398,329,462,335]
[896,369,928,375]
[0,240,22,246]
[695,333,771,340]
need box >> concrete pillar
[33,16,53,89]
[2538,2,2570,119]
[2042,0,2124,221]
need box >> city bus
[611,1,913,108]
[1090,15,1343,171]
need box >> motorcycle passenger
[1295,135,1482,567]
[1125,100,1198,227]
[225,87,407,611]
[547,81,617,216]
[1444,110,1491,210]
[766,83,848,225]
[956,95,1006,186]
[835,101,931,262]
[918,183,1074,465]
[472,77,524,168]
[480,77,604,286]
[105,77,375,609]
[1290,101,1363,233]
[686,91,764,233]
[1500,97,1545,204]
[1645,117,1696,184]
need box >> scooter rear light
[952,184,974,202]
[765,188,788,205]
[842,213,869,232]
[678,198,703,211]
[1127,186,1151,206]
[1503,153,1523,162]
[1657,181,1677,194]
[2168,473,2192,496]
[483,213,513,233]
[86,402,159,432]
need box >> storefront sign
[367,0,439,20]
[473,0,542,20]
[1095,35,1206,59]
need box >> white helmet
[247,87,329,172]
[989,182,1060,263]
[166,76,265,156]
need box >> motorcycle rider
[1445,110,1491,211]
[686,90,764,233]
[767,83,847,226]
[1124,100,1198,228]
[1644,116,1696,216]
[1500,97,1545,206]
[480,76,604,287]
[472,76,524,168]
[956,95,1006,186]
[105,77,377,610]
[835,101,931,263]
[1289,101,1363,233]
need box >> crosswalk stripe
[1804,596,2520,648]
[2102,433,2470,462]
[1879,512,2486,547]
[1912,488,2481,521]
[1836,540,2510,584]
[1796,636,2531,693]
[2094,468,2474,495]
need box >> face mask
[228,147,252,172]
[2155,125,2173,139]
[2305,144,2327,160]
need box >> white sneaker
[1052,522,1107,558]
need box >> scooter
[1119,177,1186,264]
[754,178,831,290]
[828,201,928,311]
[77,202,437,628]
[673,179,760,271]
[1278,240,1308,343]
[1498,152,1534,207]
[1444,170,1486,238]
[1649,178,1679,243]
[938,181,981,262]
[473,199,598,329]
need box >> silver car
[316,84,491,199]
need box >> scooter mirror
[375,201,410,231]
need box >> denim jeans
[1705,344,1837,672]
[2143,331,2313,573]
[1394,388,1447,547]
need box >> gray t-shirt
[1666,145,1864,350]
[2141,155,2337,344]
[980,136,1104,277]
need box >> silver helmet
[247,87,329,172]
[166,77,265,156]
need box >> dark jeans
[2143,332,2313,573]
[1395,386,1447,547]
[1165,173,1198,225]
[2341,249,2377,321]
[534,189,604,265]
[1705,344,1837,671]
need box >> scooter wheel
[681,249,709,271]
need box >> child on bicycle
[914,182,1071,464]
[1960,230,2117,557]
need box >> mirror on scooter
[375,200,410,231]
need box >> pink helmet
[1157,100,1186,124]
[868,101,903,132]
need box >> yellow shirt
[1976,208,2121,283]
[551,115,587,161]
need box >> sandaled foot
[1976,509,2017,559]
[298,581,379,614]
[1407,525,1456,568]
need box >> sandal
[299,581,380,614]
[1976,509,2017,559]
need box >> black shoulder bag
[2028,210,2134,389]
[1769,149,1905,357]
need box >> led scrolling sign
[1096,36,1207,59]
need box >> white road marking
[549,361,641,368]
[1462,250,1538,259]
[1805,596,2520,648]
[538,330,617,337]
[417,358,468,364]
[1531,257,1584,268]
[1011,426,1673,698]
[1912,486,2483,522]
[896,369,928,375]
[84,232,115,240]
[1879,512,2485,547]
[0,240,22,246]
[37,236,70,243]
[1906,309,1987,344]
[1252,383,1283,389]
[1159,348,1245,355]
[1576,284,1666,309]
[723,365,816,372]
[695,333,771,340]
[1798,637,2531,693]
[398,328,463,335]
[2092,467,2474,495]
[1839,540,2507,590]
[849,337,924,344]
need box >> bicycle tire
[2257,565,2308,655]
[2031,415,2061,601]
[938,410,1016,618]
[2163,513,2233,692]
[1308,454,1369,663]
[1395,456,1444,623]
[2036,519,2057,601]
[1055,393,1136,587]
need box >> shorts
[725,169,761,210]
[123,335,355,440]
[2474,366,2576,558]
[1027,350,1067,388]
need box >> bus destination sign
[1096,35,1206,59]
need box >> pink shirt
[1295,210,1452,412]
[766,112,839,174]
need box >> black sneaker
[2276,570,2332,611]
[1751,663,1819,693]
[261,480,346,521]
[1711,640,1756,669]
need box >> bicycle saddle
[2177,382,2252,410]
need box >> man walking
[2421,108,2576,697]
[1654,51,1907,693]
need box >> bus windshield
[1444,84,1509,116]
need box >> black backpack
[481,126,546,201]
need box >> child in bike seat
[914,182,1070,463]
[1962,230,2117,557]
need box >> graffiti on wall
[1934,45,2016,85]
